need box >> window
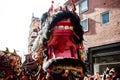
[81,19,88,32]
[80,0,88,13]
[101,11,110,24]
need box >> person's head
[106,75,111,80]
[116,78,120,80]
[96,72,100,76]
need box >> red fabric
[47,69,51,73]
[71,0,75,3]
[42,77,45,80]
[54,37,66,53]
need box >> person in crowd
[93,72,101,80]
[105,74,111,80]
[109,68,116,80]
[84,73,92,80]
[116,78,120,80]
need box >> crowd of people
[84,67,120,80]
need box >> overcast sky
[0,0,53,62]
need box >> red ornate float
[31,2,87,80]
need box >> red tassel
[71,0,76,12]
[51,0,54,4]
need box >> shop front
[87,42,120,74]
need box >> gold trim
[51,65,83,73]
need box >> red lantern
[51,0,54,4]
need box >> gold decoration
[13,49,17,54]
[5,47,9,53]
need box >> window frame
[101,11,110,25]
[81,19,89,32]
[80,0,88,13]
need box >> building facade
[28,14,40,54]
[64,0,120,74]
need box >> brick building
[64,0,120,74]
